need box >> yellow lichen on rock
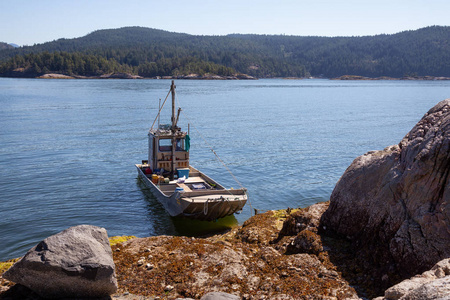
[0,259,19,275]
[109,236,137,246]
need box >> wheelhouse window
[159,139,172,152]
[176,138,184,151]
[159,138,186,152]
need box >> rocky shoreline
[0,204,366,299]
[332,75,450,80]
[1,204,448,299]
[5,72,257,80]
[4,71,450,81]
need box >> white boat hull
[136,164,247,221]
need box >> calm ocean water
[1,78,449,260]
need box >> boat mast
[171,80,176,180]
[171,80,176,131]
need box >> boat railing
[185,189,247,197]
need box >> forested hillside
[0,26,449,78]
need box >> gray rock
[321,99,450,277]
[3,225,118,298]
[384,276,432,299]
[380,258,450,300]
[200,292,240,300]
[402,276,450,299]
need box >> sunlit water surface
[1,78,449,260]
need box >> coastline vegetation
[0,51,237,78]
[0,26,448,79]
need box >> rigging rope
[174,94,254,214]
[150,88,172,131]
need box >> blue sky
[1,0,449,46]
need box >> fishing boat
[135,81,247,221]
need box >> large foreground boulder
[321,99,450,278]
[3,225,117,298]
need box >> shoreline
[0,203,366,299]
[1,73,450,81]
[0,202,413,299]
[331,74,450,80]
[1,200,448,299]
[0,72,258,80]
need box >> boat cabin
[148,125,190,177]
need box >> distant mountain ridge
[0,42,14,50]
[0,26,449,78]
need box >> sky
[1,0,449,46]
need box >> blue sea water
[0,78,449,260]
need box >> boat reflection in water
[138,180,239,237]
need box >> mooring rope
[174,94,254,214]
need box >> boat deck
[178,175,216,192]
[147,174,219,196]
